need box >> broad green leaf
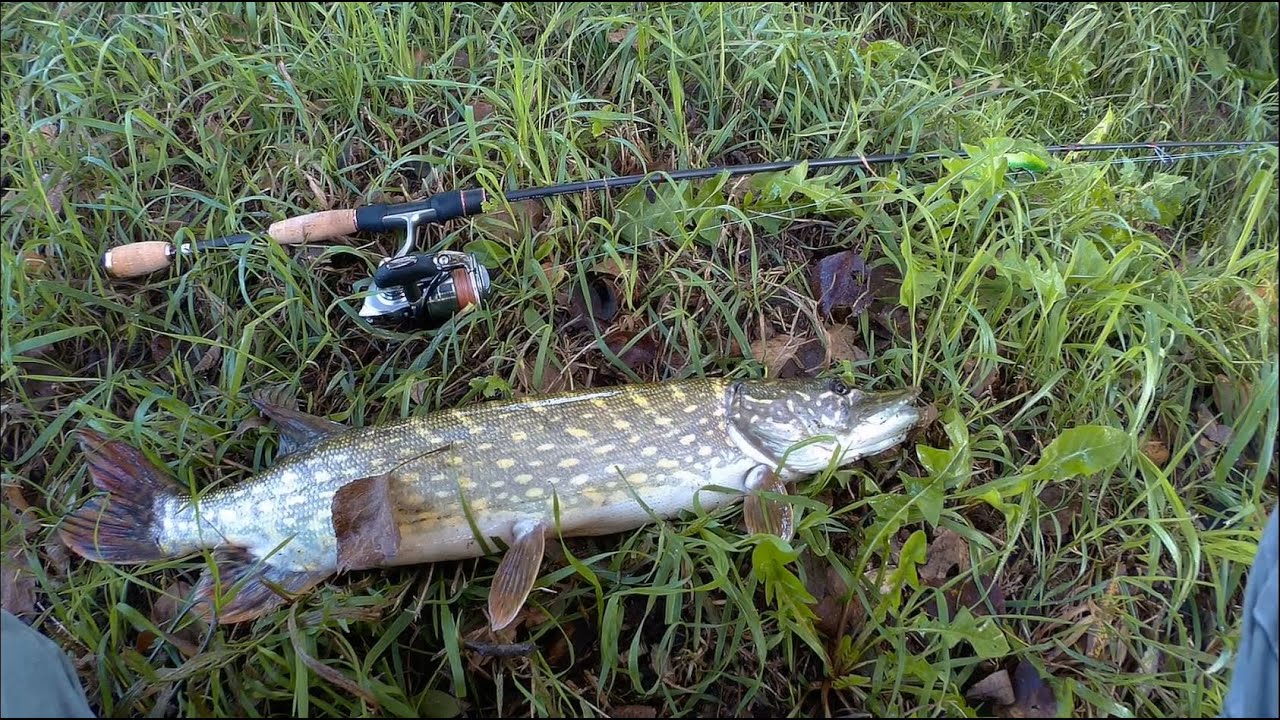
[1024,425,1129,481]
[1068,235,1109,283]
[752,536,817,608]
[877,529,927,620]
[904,474,945,527]
[919,606,1011,660]
[1078,107,1115,145]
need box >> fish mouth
[831,385,924,461]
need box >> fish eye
[829,378,851,395]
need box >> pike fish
[60,376,922,629]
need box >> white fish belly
[388,457,760,566]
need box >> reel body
[359,250,491,330]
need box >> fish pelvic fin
[59,428,184,564]
[488,520,548,632]
[742,465,795,542]
[192,547,328,625]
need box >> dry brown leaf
[998,660,1058,718]
[193,345,222,374]
[608,26,635,45]
[750,333,803,375]
[514,357,568,395]
[966,669,1015,705]
[476,199,545,242]
[603,329,662,371]
[138,580,206,658]
[1,550,37,619]
[591,257,630,279]
[539,261,567,290]
[1141,438,1170,466]
[919,528,970,586]
[1195,405,1233,449]
[821,323,868,364]
[304,171,327,208]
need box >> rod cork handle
[267,209,357,244]
[102,241,173,278]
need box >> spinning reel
[357,248,492,330]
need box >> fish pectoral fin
[487,521,548,632]
[192,546,327,625]
[742,465,795,542]
[332,473,402,573]
[251,387,348,458]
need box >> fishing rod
[99,139,1277,329]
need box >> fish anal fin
[742,465,795,542]
[193,547,327,625]
[332,474,402,573]
[251,387,348,457]
[488,521,548,632]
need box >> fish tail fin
[59,428,182,564]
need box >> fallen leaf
[193,345,222,374]
[304,171,328,208]
[563,273,619,329]
[1212,373,1248,424]
[539,261,568,290]
[919,528,970,586]
[1,550,37,619]
[1195,405,1232,449]
[476,199,545,242]
[810,250,873,319]
[591,257,630,279]
[750,333,803,376]
[1141,438,1170,466]
[964,357,1000,399]
[410,380,430,405]
[1036,484,1080,536]
[603,329,662,370]
[812,566,856,638]
[611,706,658,719]
[820,323,867,364]
[514,356,569,395]
[452,50,469,68]
[470,101,494,121]
[966,669,1015,705]
[150,335,173,364]
[138,580,206,658]
[608,26,635,45]
[923,573,1006,620]
[1000,660,1057,718]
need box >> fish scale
[59,376,922,628]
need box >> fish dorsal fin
[251,387,348,457]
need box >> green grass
[2,2,1278,717]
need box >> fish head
[726,376,923,475]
